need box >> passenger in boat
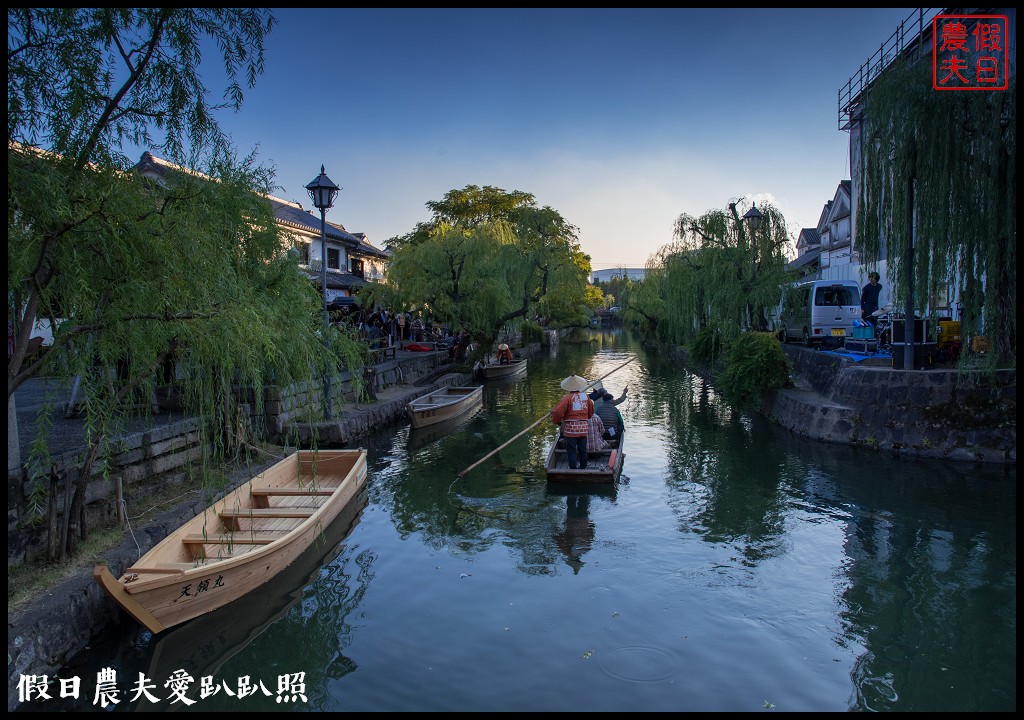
[592,382,628,406]
[551,375,595,470]
[591,388,624,444]
[587,413,611,451]
[495,343,514,364]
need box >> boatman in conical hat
[551,375,595,470]
[495,342,513,365]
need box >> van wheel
[802,329,813,347]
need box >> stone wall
[7,351,452,565]
[764,345,1015,464]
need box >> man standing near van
[861,272,883,328]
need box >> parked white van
[778,279,862,346]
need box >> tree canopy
[8,9,359,560]
[367,185,596,349]
[857,56,1016,368]
[635,200,791,347]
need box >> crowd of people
[329,303,484,363]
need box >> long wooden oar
[456,357,634,478]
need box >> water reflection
[32,327,1014,712]
[782,441,1017,712]
[549,492,599,574]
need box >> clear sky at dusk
[172,8,919,269]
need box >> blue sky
[172,8,917,269]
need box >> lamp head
[305,165,340,210]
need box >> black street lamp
[742,202,763,233]
[740,201,764,332]
[305,165,340,419]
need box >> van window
[814,285,857,307]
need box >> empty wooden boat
[544,430,625,485]
[407,385,483,429]
[94,449,367,635]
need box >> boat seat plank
[251,487,337,496]
[231,516,304,534]
[219,506,315,531]
[219,507,316,519]
[182,533,281,545]
[250,487,336,508]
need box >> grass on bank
[7,448,282,615]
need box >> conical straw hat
[560,375,589,392]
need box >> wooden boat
[131,487,369,706]
[94,448,368,635]
[544,430,625,485]
[477,357,527,380]
[406,385,483,429]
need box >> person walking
[551,375,594,470]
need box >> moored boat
[94,448,368,635]
[406,385,483,429]
[477,357,527,380]
[544,430,625,485]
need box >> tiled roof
[349,232,390,259]
[787,249,821,271]
[268,196,361,245]
[302,268,367,290]
[797,228,820,247]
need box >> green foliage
[858,56,1015,368]
[715,332,793,408]
[520,321,544,345]
[634,200,791,348]
[7,8,361,560]
[8,8,276,168]
[690,326,724,367]
[376,185,591,349]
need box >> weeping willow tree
[8,8,364,562]
[857,56,1016,368]
[367,185,594,353]
[635,200,791,348]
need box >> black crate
[844,338,878,354]
[891,318,929,343]
[891,342,937,370]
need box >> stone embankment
[765,345,1015,464]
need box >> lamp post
[305,165,340,419]
[740,202,763,331]
[742,202,763,234]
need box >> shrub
[715,331,793,408]
[520,321,544,345]
[690,326,724,368]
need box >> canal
[45,328,1015,712]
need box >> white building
[591,268,646,284]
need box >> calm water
[36,329,1016,712]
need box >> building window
[298,243,310,265]
[351,258,364,278]
[327,248,340,270]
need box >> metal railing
[838,8,942,130]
